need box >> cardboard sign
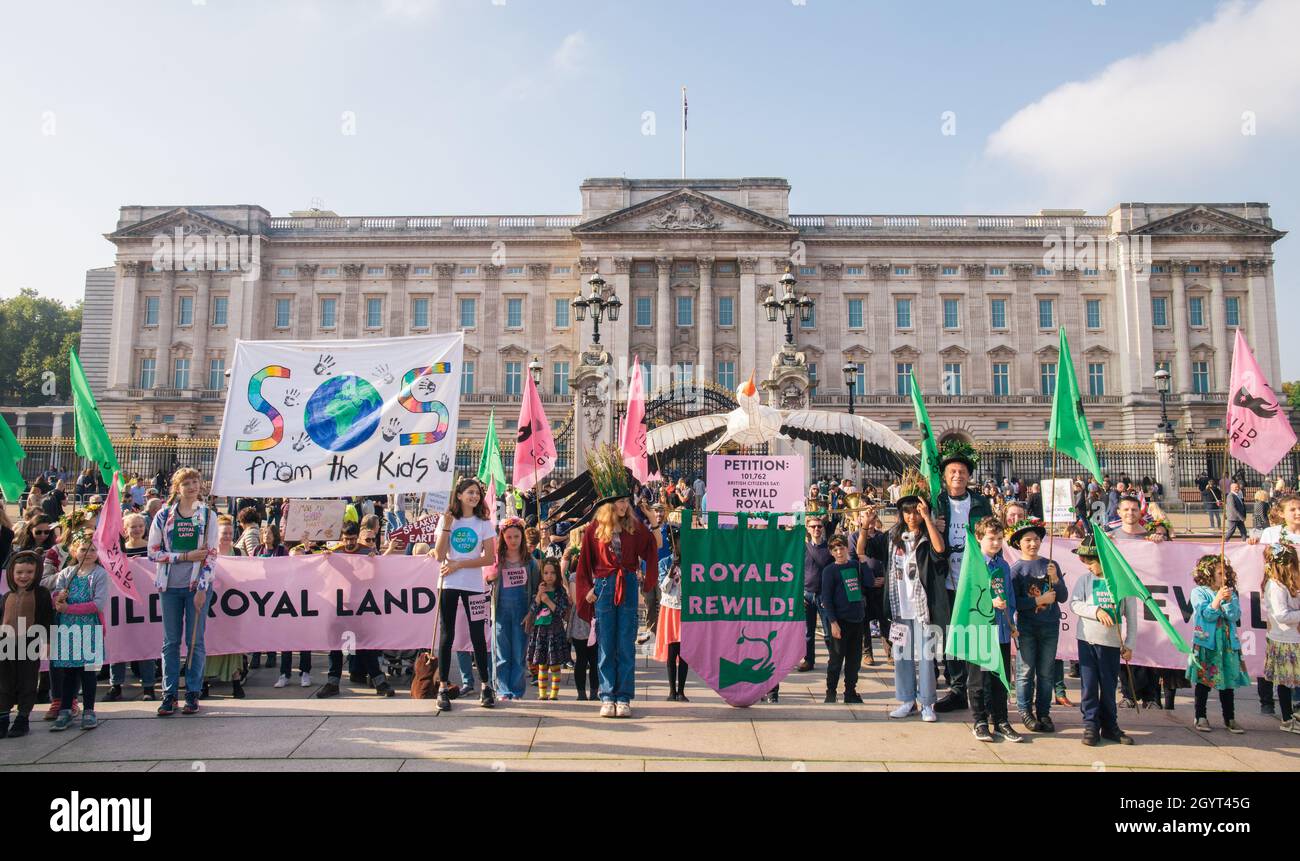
[503,566,528,588]
[706,455,805,526]
[468,594,490,622]
[1042,478,1076,525]
[283,499,347,542]
[389,512,440,548]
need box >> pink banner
[1227,328,1295,475]
[94,471,139,600]
[620,355,649,482]
[512,373,556,493]
[705,454,805,525]
[105,555,439,663]
[1017,538,1267,676]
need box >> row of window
[138,358,227,391]
[1150,295,1241,328]
[271,265,574,278]
[1149,265,1240,275]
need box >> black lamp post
[842,362,858,415]
[571,273,621,346]
[528,355,544,388]
[1154,367,1172,433]
[763,268,814,347]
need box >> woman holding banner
[574,447,657,719]
[433,478,497,711]
[148,467,220,717]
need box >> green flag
[0,416,26,504]
[1049,328,1102,482]
[908,370,942,504]
[477,409,507,493]
[945,525,1010,690]
[70,349,122,490]
[1089,522,1193,657]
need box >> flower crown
[498,516,527,532]
[1005,516,1046,540]
[938,439,979,469]
[1144,518,1173,536]
[1266,541,1297,566]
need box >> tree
[1284,381,1300,414]
[0,289,83,406]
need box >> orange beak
[740,372,756,397]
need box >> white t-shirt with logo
[438,515,496,593]
[945,495,972,590]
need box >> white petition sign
[282,499,348,542]
[1042,478,1076,524]
[211,334,462,504]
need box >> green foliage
[1283,381,1300,413]
[0,289,82,406]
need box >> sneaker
[889,702,916,719]
[316,682,340,699]
[80,712,99,731]
[1100,728,1134,745]
[1020,712,1041,733]
[140,688,156,701]
[436,687,451,711]
[1278,718,1294,733]
[43,701,60,721]
[250,655,262,669]
[1038,715,1056,733]
[599,701,616,718]
[666,692,678,702]
[300,673,312,687]
[1225,720,1245,734]
[676,692,689,703]
[972,723,994,742]
[797,660,813,673]
[231,679,245,699]
[823,692,837,704]
[635,631,652,645]
[934,694,967,713]
[182,694,200,715]
[156,696,177,716]
[273,675,290,688]
[615,702,631,718]
[374,680,396,697]
[843,690,864,704]
[349,672,368,684]
[50,711,73,731]
[547,691,559,701]
[1261,702,1277,716]
[105,685,123,703]
[1082,727,1099,746]
[995,722,1024,743]
[1119,697,1136,709]
[479,687,495,708]
[920,706,937,723]
[8,715,29,737]
[1286,720,1300,735]
[69,700,80,720]
[1194,717,1212,732]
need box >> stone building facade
[93,177,1285,448]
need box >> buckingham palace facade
[91,177,1286,449]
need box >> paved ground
[4,643,1297,772]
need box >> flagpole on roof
[681,86,687,179]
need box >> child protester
[1009,517,1066,733]
[1187,555,1249,733]
[526,558,570,701]
[0,551,55,739]
[654,519,689,702]
[48,532,110,731]
[819,535,870,704]
[968,516,1021,743]
[1069,538,1137,746]
[493,517,540,701]
[885,482,947,723]
[1262,541,1300,733]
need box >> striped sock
[548,665,561,699]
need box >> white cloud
[380,0,439,20]
[552,30,588,75]
[985,0,1300,202]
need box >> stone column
[1245,259,1275,382]
[611,256,632,372]
[1208,260,1229,390]
[388,263,409,336]
[435,263,456,333]
[1153,431,1178,499]
[481,264,502,392]
[1262,259,1281,386]
[1011,263,1035,393]
[1169,260,1192,393]
[871,263,892,393]
[916,263,940,387]
[341,263,364,336]
[696,256,715,383]
[109,262,141,390]
[192,270,212,391]
[155,270,176,389]
[739,257,758,379]
[820,263,843,391]
[571,351,613,474]
[529,263,551,366]
[655,256,672,378]
[296,264,318,339]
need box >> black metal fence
[13,437,220,488]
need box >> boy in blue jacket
[820,535,870,704]
[968,516,1021,742]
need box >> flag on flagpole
[620,356,649,482]
[908,370,942,505]
[945,525,1010,690]
[682,87,688,131]
[0,416,26,504]
[1227,328,1296,475]
[478,410,507,524]
[70,349,123,491]
[93,471,139,600]
[1090,522,1193,657]
[1049,328,1103,482]
[512,373,556,493]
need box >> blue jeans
[279,651,312,675]
[594,571,638,704]
[891,617,937,707]
[1078,639,1121,733]
[457,652,475,688]
[1015,625,1060,717]
[161,587,209,699]
[110,660,157,688]
[494,584,529,698]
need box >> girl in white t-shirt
[432,478,498,711]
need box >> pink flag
[485,476,498,525]
[620,355,649,482]
[1227,329,1296,475]
[94,471,138,600]
[512,372,556,493]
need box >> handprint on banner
[283,387,302,408]
[437,453,450,472]
[373,363,395,386]
[416,377,437,397]
[291,432,311,452]
[243,418,260,434]
[381,417,402,442]
[314,354,336,376]
[396,363,452,445]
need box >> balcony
[788,214,1110,236]
[265,215,582,237]
[118,388,226,400]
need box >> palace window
[1193,361,1210,394]
[504,361,522,396]
[1225,297,1240,327]
[459,297,477,329]
[277,267,294,277]
[412,298,429,329]
[717,262,735,274]
[507,298,523,329]
[801,303,815,329]
[636,262,653,274]
[895,298,912,329]
[798,266,816,276]
[461,361,475,395]
[139,358,156,389]
[366,297,382,329]
[275,299,291,329]
[718,296,735,327]
[1083,268,1100,276]
[211,296,228,326]
[506,266,525,277]
[1151,296,1168,327]
[1189,296,1205,327]
[989,267,1005,276]
[894,266,911,276]
[1223,265,1239,274]
[942,266,959,276]
[990,298,1007,329]
[635,296,652,327]
[554,297,570,328]
[320,298,337,329]
[552,361,570,395]
[208,358,225,391]
[848,299,864,329]
[459,266,477,276]
[942,363,962,396]
[992,363,1010,396]
[1037,299,1055,329]
[851,362,867,394]
[1086,299,1101,329]
[943,298,960,329]
[1035,267,1052,276]
[996,421,1010,431]
[145,297,159,326]
[846,266,864,276]
[553,266,571,275]
[178,296,193,326]
[1150,265,1165,274]
[717,361,736,391]
[676,296,694,327]
[1187,265,1201,274]
[413,266,431,276]
[1040,362,1057,396]
[173,358,190,390]
[367,266,384,276]
[895,362,913,396]
[1088,363,1105,396]
[321,267,338,276]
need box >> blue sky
[2,0,1296,374]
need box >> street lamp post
[1154,368,1172,433]
[528,355,544,388]
[842,362,859,486]
[763,269,814,347]
[571,274,621,347]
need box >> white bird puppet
[646,372,918,473]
